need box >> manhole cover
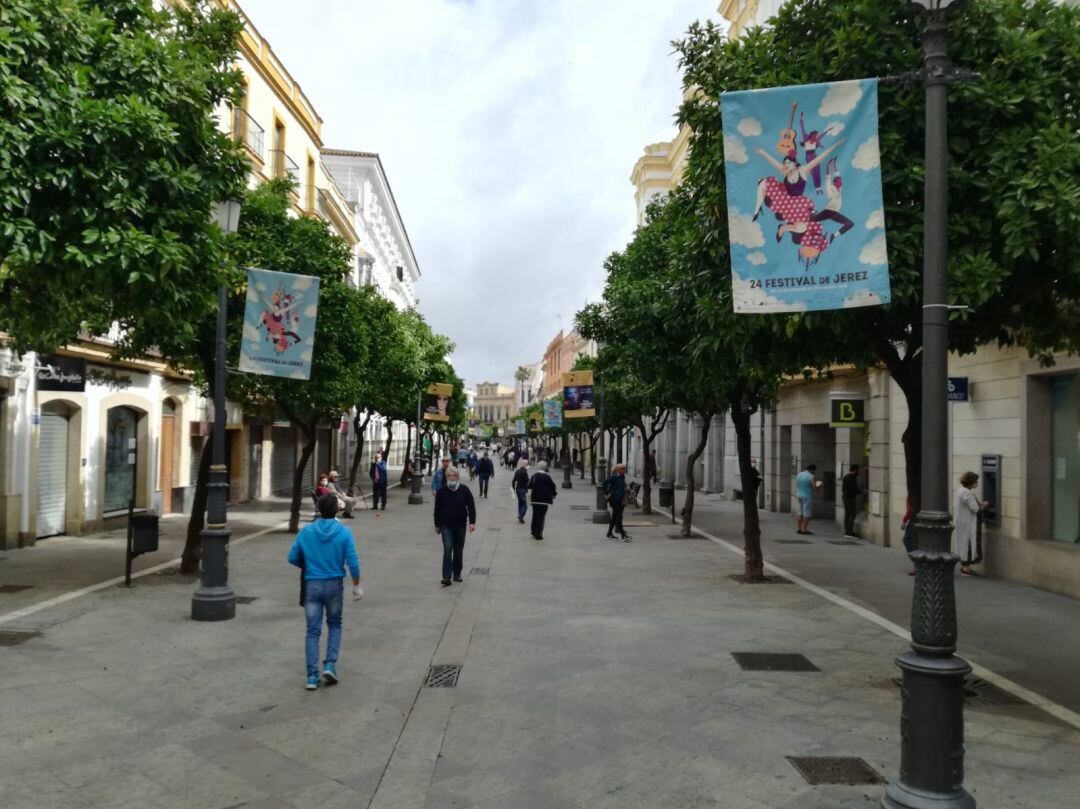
[728,574,793,584]
[964,677,1025,706]
[234,596,258,604]
[775,539,812,545]
[787,756,884,785]
[0,630,41,646]
[0,584,34,593]
[732,652,819,672]
[667,533,706,540]
[569,505,591,510]
[827,540,861,546]
[426,664,462,688]
[470,567,489,575]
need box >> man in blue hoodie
[288,493,362,691]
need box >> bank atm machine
[980,454,1001,527]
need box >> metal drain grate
[426,664,462,688]
[569,505,591,510]
[787,756,884,785]
[0,630,40,646]
[470,567,489,575]
[729,574,794,584]
[234,596,258,604]
[668,533,707,540]
[775,539,812,545]
[827,540,861,546]
[0,584,34,593]
[892,676,1026,707]
[732,652,819,672]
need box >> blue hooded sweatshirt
[287,518,360,581]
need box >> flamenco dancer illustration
[259,284,304,354]
[799,112,837,196]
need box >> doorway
[36,405,71,538]
[159,399,176,513]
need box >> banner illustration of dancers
[720,79,890,313]
[239,267,321,380]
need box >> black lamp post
[592,371,608,524]
[191,198,242,622]
[409,390,423,505]
[561,428,572,489]
[883,2,974,807]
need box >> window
[104,406,138,513]
[396,266,404,282]
[1052,373,1080,542]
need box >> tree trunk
[289,424,317,533]
[179,435,213,575]
[383,419,394,464]
[589,432,597,484]
[882,345,923,518]
[680,413,713,537]
[731,398,764,581]
[400,425,413,485]
[640,433,653,514]
[348,409,372,493]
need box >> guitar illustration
[776,101,798,157]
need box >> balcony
[317,187,358,244]
[267,150,300,184]
[231,107,264,162]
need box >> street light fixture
[882,2,974,807]
[191,198,242,622]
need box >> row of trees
[0,1,461,569]
[576,0,1079,580]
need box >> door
[159,413,175,513]
[271,426,296,494]
[36,412,69,538]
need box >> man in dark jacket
[433,468,476,587]
[603,462,631,541]
[841,464,862,538]
[476,451,495,498]
[512,459,530,523]
[368,451,388,511]
[527,461,557,540]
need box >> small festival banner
[720,78,890,313]
[543,399,563,429]
[422,382,453,422]
[240,268,320,379]
[562,371,596,419]
[529,416,541,433]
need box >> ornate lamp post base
[408,464,424,505]
[592,459,609,524]
[191,463,235,621]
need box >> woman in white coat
[954,471,982,575]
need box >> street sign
[830,398,865,428]
[947,377,969,402]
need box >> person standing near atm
[955,471,982,576]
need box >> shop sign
[830,398,865,428]
[37,355,86,392]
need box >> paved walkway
[0,477,1077,808]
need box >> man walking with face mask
[433,467,476,587]
[369,451,388,511]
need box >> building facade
[475,383,516,425]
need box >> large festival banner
[515,419,526,436]
[720,79,890,313]
[240,268,321,379]
[562,371,596,419]
[543,400,563,429]
[422,382,453,422]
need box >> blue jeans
[478,475,490,496]
[441,526,466,580]
[516,488,527,519]
[304,578,343,677]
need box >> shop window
[1052,373,1080,542]
[104,406,138,513]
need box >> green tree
[676,0,1080,514]
[0,0,247,354]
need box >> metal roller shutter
[36,413,69,538]
[271,427,296,494]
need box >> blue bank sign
[947,377,969,402]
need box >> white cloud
[737,116,762,137]
[746,251,767,266]
[732,274,807,313]
[303,304,318,318]
[865,208,884,230]
[851,136,881,170]
[842,290,884,309]
[292,276,313,291]
[723,134,748,164]
[818,81,863,117]
[289,370,309,380]
[860,233,888,265]
[728,209,764,248]
[254,281,267,292]
[246,288,259,302]
[242,322,260,341]
[300,349,313,362]
[824,120,845,136]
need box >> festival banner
[240,268,321,379]
[422,382,453,422]
[562,371,596,419]
[543,400,563,429]
[720,79,890,313]
[529,416,541,433]
[515,419,526,436]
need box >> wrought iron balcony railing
[231,107,264,159]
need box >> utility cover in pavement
[234,596,259,604]
[729,574,794,584]
[963,676,1025,706]
[0,584,34,593]
[732,652,819,672]
[426,664,462,687]
[787,756,885,785]
[668,533,707,540]
[827,540,861,546]
[569,505,590,510]
[470,568,489,575]
[0,630,40,646]
[775,539,812,545]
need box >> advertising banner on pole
[240,268,321,379]
[529,416,541,433]
[720,78,890,313]
[422,382,453,422]
[543,400,563,429]
[562,371,596,419]
[515,419,526,435]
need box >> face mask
[447,480,460,491]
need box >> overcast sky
[244,0,719,388]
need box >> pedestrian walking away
[433,467,476,586]
[431,456,451,496]
[327,470,356,518]
[527,460,557,540]
[369,451,388,511]
[476,451,495,497]
[467,449,478,480]
[841,464,862,538]
[512,459,530,523]
[795,463,822,535]
[287,493,362,691]
[955,470,983,576]
[603,462,631,541]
